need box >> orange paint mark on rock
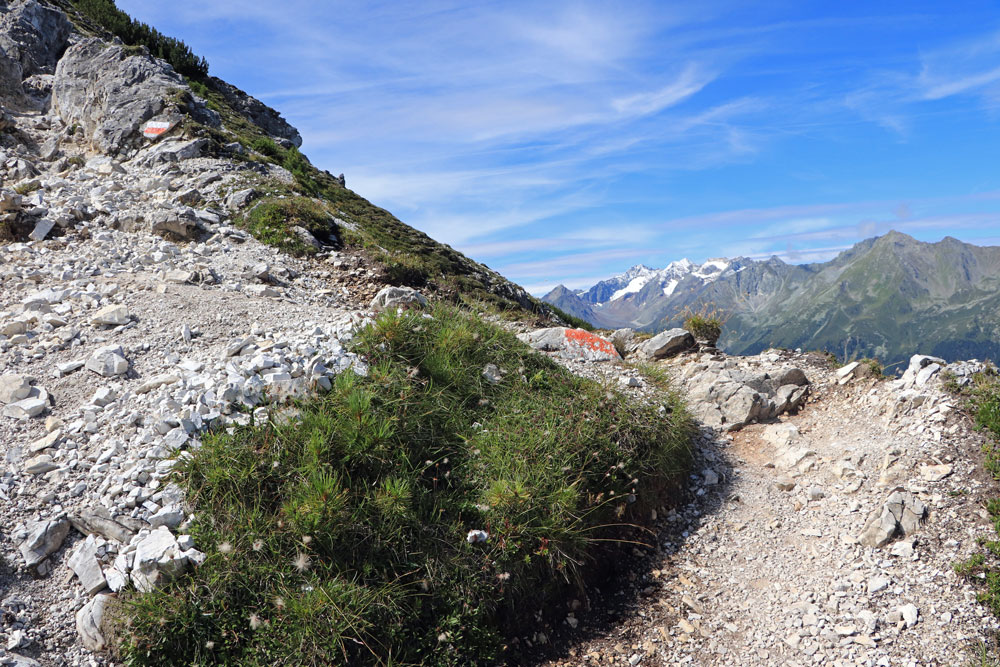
[563,328,620,358]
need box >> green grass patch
[111,305,693,666]
[952,370,1000,648]
[240,196,338,256]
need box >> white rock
[86,344,129,377]
[76,593,113,651]
[19,518,70,568]
[68,535,108,595]
[898,603,919,628]
[90,304,129,326]
[0,374,31,403]
[23,454,58,474]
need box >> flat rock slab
[518,327,621,362]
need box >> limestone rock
[0,373,30,403]
[858,490,926,548]
[18,517,70,569]
[75,593,113,651]
[204,76,302,147]
[131,526,202,592]
[52,39,196,155]
[370,286,428,311]
[85,344,129,377]
[517,327,621,362]
[68,535,108,595]
[636,328,694,361]
[68,509,136,545]
[90,304,129,326]
[149,208,199,240]
[0,0,72,77]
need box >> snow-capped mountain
[575,258,736,307]
[542,232,1000,369]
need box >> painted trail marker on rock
[142,119,176,139]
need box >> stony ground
[0,7,997,662]
[527,350,999,667]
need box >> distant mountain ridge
[543,232,1000,368]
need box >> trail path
[539,352,999,666]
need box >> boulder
[0,0,72,77]
[517,327,621,362]
[18,517,70,569]
[149,209,199,240]
[75,593,113,652]
[0,45,25,107]
[858,490,926,548]
[370,286,427,311]
[636,328,694,361]
[132,137,208,168]
[52,39,208,155]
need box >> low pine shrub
[112,306,693,666]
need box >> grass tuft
[112,305,693,666]
[240,196,338,256]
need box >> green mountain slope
[547,231,1000,368]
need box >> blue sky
[119,0,1000,294]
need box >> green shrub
[953,373,1000,630]
[240,197,337,255]
[112,305,693,666]
[680,304,726,345]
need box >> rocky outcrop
[206,76,302,147]
[51,39,218,155]
[0,0,72,77]
[677,353,810,431]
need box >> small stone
[29,428,61,453]
[702,469,720,486]
[898,603,919,628]
[85,344,129,377]
[91,387,117,407]
[890,539,915,558]
[0,374,31,403]
[91,304,130,326]
[57,360,85,375]
[24,454,58,474]
[867,576,889,594]
[774,475,796,491]
[919,464,952,482]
